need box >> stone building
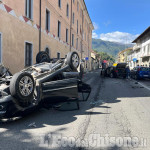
[0,0,94,73]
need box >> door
[42,78,78,102]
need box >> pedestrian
[125,66,130,79]
[145,64,147,67]
[149,63,150,68]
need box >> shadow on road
[0,70,145,149]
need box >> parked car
[105,63,127,78]
[0,51,91,120]
[130,67,150,80]
[101,66,112,77]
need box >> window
[66,4,69,17]
[72,34,74,46]
[58,0,61,8]
[77,1,79,11]
[25,0,33,19]
[66,28,68,43]
[72,12,75,24]
[83,30,84,40]
[0,33,2,63]
[57,52,60,59]
[58,21,61,38]
[76,38,78,49]
[46,9,50,31]
[83,14,84,23]
[80,8,82,17]
[25,42,32,67]
[77,20,78,34]
[80,41,82,52]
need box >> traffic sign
[133,58,137,62]
[85,57,89,61]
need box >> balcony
[140,52,150,58]
[133,44,141,51]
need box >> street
[1,70,150,150]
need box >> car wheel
[66,52,80,70]
[10,72,35,107]
[110,73,114,78]
[36,51,50,63]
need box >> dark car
[105,63,127,78]
[130,67,150,80]
[0,51,91,120]
[103,66,112,77]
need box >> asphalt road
[1,70,150,150]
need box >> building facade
[132,26,150,67]
[0,0,94,73]
[117,48,133,63]
[91,50,99,70]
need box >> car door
[148,68,150,78]
[142,67,149,77]
[42,78,78,102]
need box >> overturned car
[0,51,91,120]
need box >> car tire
[66,52,80,70]
[10,72,35,107]
[36,51,50,63]
[110,73,114,78]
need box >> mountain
[92,38,133,57]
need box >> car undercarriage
[0,51,91,121]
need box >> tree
[94,50,115,63]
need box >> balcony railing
[133,45,141,51]
[141,52,150,58]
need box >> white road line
[130,78,150,91]
[138,82,150,91]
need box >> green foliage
[92,38,133,57]
[94,50,115,63]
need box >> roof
[132,26,150,43]
[118,47,133,55]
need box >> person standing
[126,66,130,79]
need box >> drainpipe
[39,0,42,52]
[70,0,73,52]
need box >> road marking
[130,78,150,91]
[138,82,150,91]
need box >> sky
[85,0,150,44]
